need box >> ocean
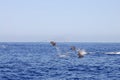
[0,42,120,80]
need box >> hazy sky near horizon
[0,0,120,42]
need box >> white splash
[55,46,69,58]
[77,49,87,55]
[105,52,120,54]
[58,54,68,58]
[80,49,87,55]
[54,45,88,58]
[55,46,61,55]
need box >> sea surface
[0,42,120,80]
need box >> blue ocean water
[0,42,120,80]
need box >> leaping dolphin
[50,41,56,46]
[50,41,86,58]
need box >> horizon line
[0,41,120,43]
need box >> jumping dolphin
[50,41,86,58]
[50,41,56,46]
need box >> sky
[0,0,120,42]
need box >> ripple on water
[0,43,120,80]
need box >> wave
[86,51,120,55]
[0,45,6,49]
[105,52,120,54]
[58,54,68,58]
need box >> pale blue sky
[0,0,120,42]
